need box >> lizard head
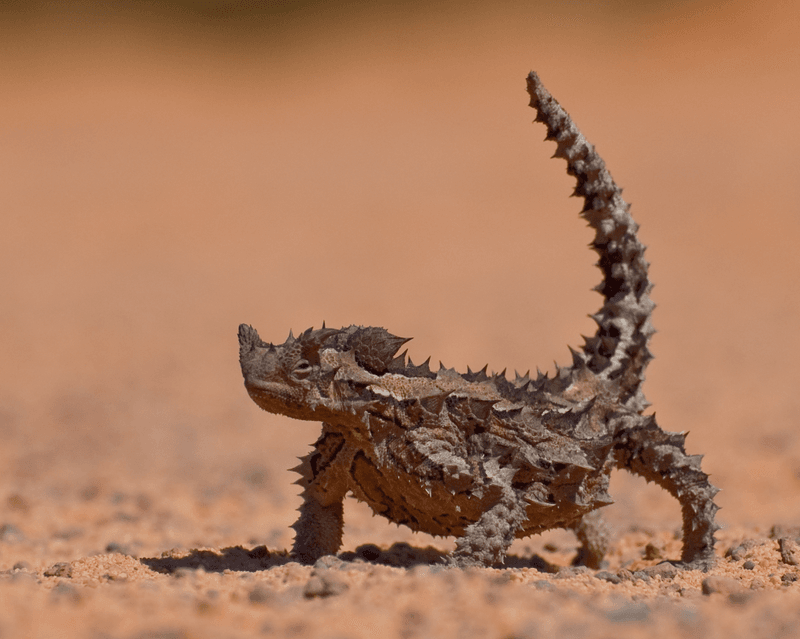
[238,323,341,420]
[238,323,411,421]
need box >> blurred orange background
[1,0,799,551]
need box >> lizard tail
[526,71,655,413]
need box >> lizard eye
[292,360,313,380]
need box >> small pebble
[313,555,343,570]
[616,569,635,582]
[778,538,800,566]
[701,575,748,603]
[303,569,348,598]
[555,566,590,579]
[641,563,678,580]
[43,563,72,578]
[595,571,621,584]
[749,578,766,590]
[725,539,759,562]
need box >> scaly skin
[237,71,719,569]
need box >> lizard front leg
[613,414,719,570]
[290,428,350,564]
[450,483,527,567]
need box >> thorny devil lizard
[237,71,719,570]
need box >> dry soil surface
[2,2,800,638]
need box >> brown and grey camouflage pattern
[237,71,719,569]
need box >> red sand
[1,2,799,637]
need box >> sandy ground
[2,1,800,637]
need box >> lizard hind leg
[570,510,611,570]
[613,414,720,570]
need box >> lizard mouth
[244,378,296,404]
[244,380,318,421]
